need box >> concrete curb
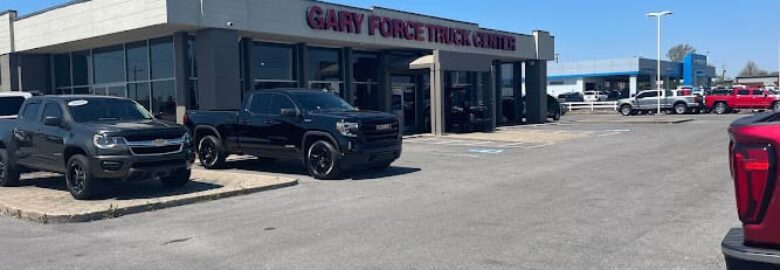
[0,179,298,224]
[575,118,695,124]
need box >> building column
[195,28,241,111]
[513,62,523,123]
[491,60,501,128]
[343,47,354,103]
[576,78,585,92]
[430,51,445,136]
[629,75,638,96]
[173,32,189,124]
[525,60,547,124]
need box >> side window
[752,90,765,96]
[269,94,296,116]
[42,103,64,122]
[21,103,41,122]
[248,93,272,114]
[738,89,750,95]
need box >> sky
[2,0,778,77]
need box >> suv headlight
[182,132,193,147]
[336,120,360,138]
[93,134,127,149]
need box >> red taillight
[732,143,776,224]
[182,114,188,125]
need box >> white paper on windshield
[67,100,89,107]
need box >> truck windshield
[291,91,356,112]
[0,96,26,117]
[67,98,153,123]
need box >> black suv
[0,96,194,200]
[184,89,402,179]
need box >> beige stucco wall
[13,0,168,52]
[0,12,14,55]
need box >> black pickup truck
[184,89,402,179]
[0,96,194,200]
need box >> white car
[0,92,33,119]
[583,91,608,102]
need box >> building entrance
[391,74,430,135]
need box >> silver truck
[617,90,702,116]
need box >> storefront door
[391,75,422,134]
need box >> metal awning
[409,55,434,70]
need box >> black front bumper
[340,140,402,169]
[90,149,195,182]
[722,228,780,269]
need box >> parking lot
[0,113,744,269]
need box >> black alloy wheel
[67,162,86,195]
[0,149,20,187]
[65,155,100,200]
[306,140,342,180]
[198,135,226,169]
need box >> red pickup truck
[723,113,780,269]
[706,88,780,114]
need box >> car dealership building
[0,0,555,135]
[547,54,716,98]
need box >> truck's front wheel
[772,102,780,113]
[619,104,633,116]
[66,155,101,200]
[0,149,20,187]
[306,140,343,180]
[673,103,687,114]
[198,135,226,169]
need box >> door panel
[35,103,66,172]
[265,94,300,159]
[238,93,273,156]
[14,102,42,167]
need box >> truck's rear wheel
[714,102,728,114]
[773,102,780,113]
[66,155,101,200]
[674,103,687,114]
[619,104,633,116]
[198,135,226,169]
[0,149,20,187]
[306,140,342,180]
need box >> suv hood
[83,120,186,136]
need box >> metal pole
[657,16,662,115]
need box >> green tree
[666,44,696,62]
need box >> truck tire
[619,104,633,116]
[306,140,343,180]
[714,102,728,114]
[161,169,191,188]
[773,102,780,113]
[198,135,226,169]
[0,148,20,187]
[65,154,102,200]
[673,103,687,114]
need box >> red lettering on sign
[368,15,380,36]
[354,13,364,34]
[306,6,324,29]
[325,9,339,32]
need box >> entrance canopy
[409,55,434,70]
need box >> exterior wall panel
[0,12,14,55]
[13,0,168,52]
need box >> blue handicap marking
[468,148,505,154]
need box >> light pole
[647,11,672,115]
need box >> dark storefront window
[499,63,517,125]
[351,52,380,110]
[150,37,174,80]
[186,36,199,109]
[93,45,125,84]
[51,36,177,119]
[445,71,492,133]
[152,80,176,121]
[126,41,149,82]
[128,83,151,110]
[53,54,71,88]
[253,42,297,90]
[308,47,343,96]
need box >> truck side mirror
[280,108,300,118]
[43,116,61,127]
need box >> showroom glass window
[253,42,297,90]
[126,40,149,82]
[93,45,125,84]
[186,36,199,109]
[149,37,176,121]
[53,54,71,94]
[307,47,343,96]
[498,63,516,125]
[351,52,379,110]
[444,71,492,133]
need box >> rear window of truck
[0,96,26,117]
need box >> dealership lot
[0,114,744,269]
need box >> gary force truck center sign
[306,5,517,52]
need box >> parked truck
[705,88,780,114]
[722,113,780,269]
[184,89,402,180]
[0,96,194,200]
[616,89,702,116]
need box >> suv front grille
[130,145,182,155]
[361,121,400,143]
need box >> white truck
[583,91,608,102]
[0,92,33,119]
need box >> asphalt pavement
[0,113,745,269]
